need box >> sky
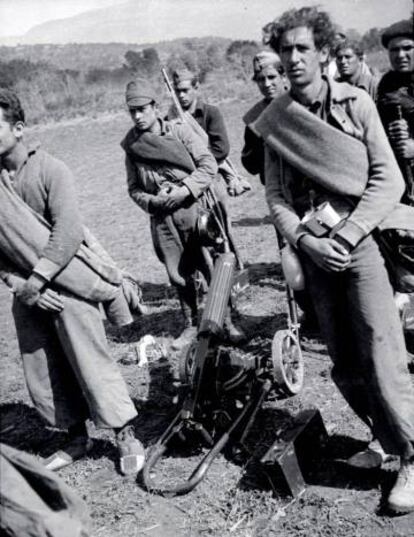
[0,0,126,37]
[0,0,411,39]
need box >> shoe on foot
[346,439,392,469]
[223,318,246,345]
[171,326,197,351]
[116,424,145,476]
[43,436,93,471]
[388,458,414,514]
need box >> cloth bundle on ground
[0,170,135,326]
[0,443,90,537]
[252,92,414,291]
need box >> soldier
[241,51,317,331]
[255,6,414,514]
[122,79,244,350]
[170,68,251,196]
[377,19,414,330]
[241,50,288,184]
[335,39,378,101]
[0,89,145,475]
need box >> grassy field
[0,97,413,537]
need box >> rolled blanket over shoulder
[121,128,196,172]
[253,91,414,233]
[0,170,122,304]
[251,92,369,197]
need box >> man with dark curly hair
[252,6,414,514]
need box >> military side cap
[252,51,282,78]
[172,68,198,85]
[381,19,414,48]
[125,79,157,106]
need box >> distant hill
[2,0,267,45]
[1,0,411,46]
[0,37,232,72]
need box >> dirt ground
[0,99,413,537]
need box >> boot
[171,325,197,351]
[115,423,145,476]
[44,422,92,471]
[388,457,414,514]
[223,310,246,345]
[346,438,392,469]
[171,293,198,351]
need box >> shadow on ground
[0,402,115,462]
[233,215,273,227]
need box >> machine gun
[141,227,312,496]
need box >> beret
[381,19,413,48]
[125,79,158,106]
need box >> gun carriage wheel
[271,329,304,396]
[179,339,198,384]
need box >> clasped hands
[149,185,191,215]
[11,274,64,312]
[299,235,351,273]
[387,119,414,160]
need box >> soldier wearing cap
[121,79,244,350]
[169,68,250,196]
[377,19,414,191]
[241,51,288,184]
[377,19,414,326]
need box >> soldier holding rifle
[254,6,414,514]
[377,20,414,327]
[168,68,251,197]
[121,79,244,350]
[377,19,414,204]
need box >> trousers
[302,233,414,458]
[12,292,137,430]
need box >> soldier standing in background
[241,51,289,184]
[377,19,414,332]
[335,39,378,101]
[122,79,244,350]
[170,68,251,196]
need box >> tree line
[0,27,387,124]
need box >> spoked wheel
[179,338,198,384]
[271,329,304,396]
